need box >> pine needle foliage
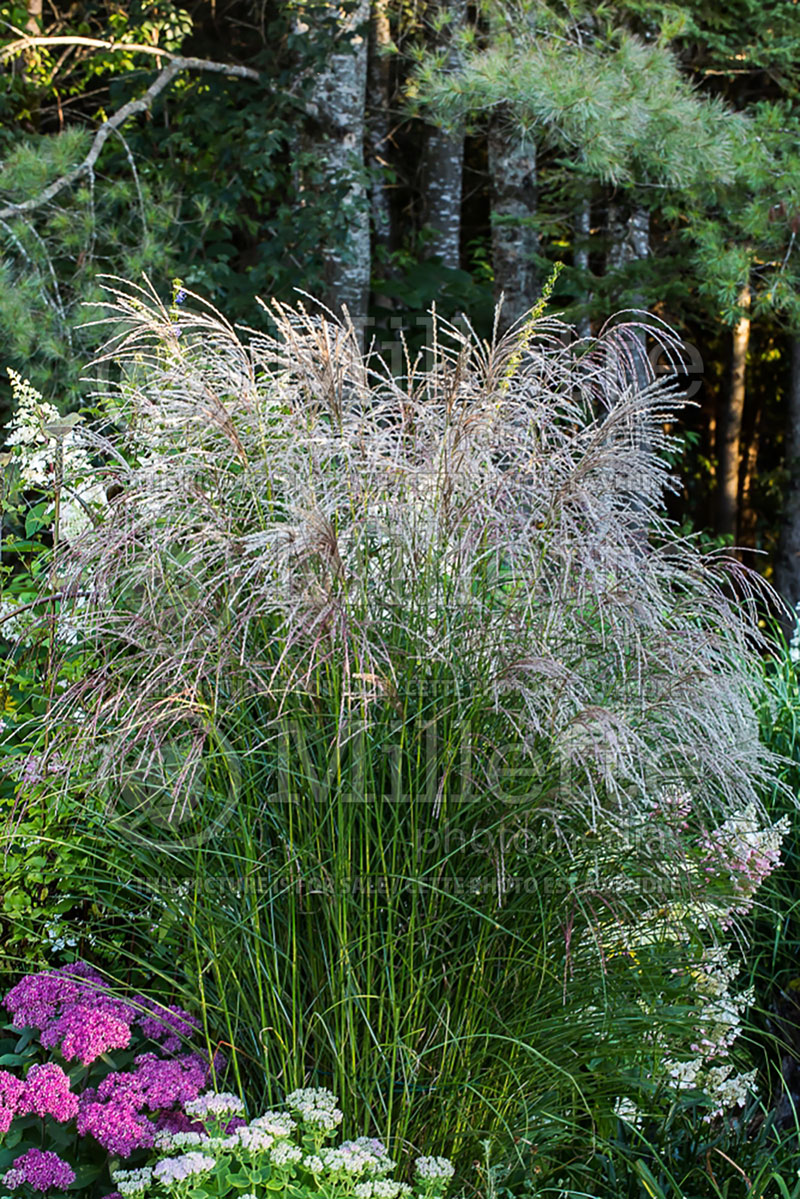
[14,280,781,1176]
[410,19,743,189]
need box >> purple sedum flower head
[3,1148,75,1192]
[136,997,199,1049]
[19,1063,79,1121]
[0,1070,24,1135]
[41,1003,132,1065]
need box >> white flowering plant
[0,368,122,974]
[599,788,790,1133]
[110,1088,454,1199]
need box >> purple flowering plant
[0,962,218,1196]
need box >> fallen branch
[0,53,259,221]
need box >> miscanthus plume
[31,276,778,838]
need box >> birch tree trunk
[717,284,751,542]
[302,0,371,341]
[573,194,592,339]
[421,0,466,270]
[367,0,393,260]
[775,337,800,631]
[605,202,651,407]
[488,120,538,328]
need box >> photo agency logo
[98,716,241,851]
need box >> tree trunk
[775,337,800,633]
[606,202,651,387]
[26,0,41,34]
[421,0,466,270]
[367,0,393,261]
[302,0,371,341]
[573,193,592,339]
[488,120,538,328]
[717,284,751,542]
[738,401,761,550]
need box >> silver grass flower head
[39,281,783,879]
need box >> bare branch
[0,54,259,221]
[0,33,255,68]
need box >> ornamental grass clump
[1,278,786,1180]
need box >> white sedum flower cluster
[152,1151,216,1185]
[153,1129,209,1152]
[270,1141,304,1168]
[141,1088,454,1198]
[184,1090,245,1121]
[414,1157,456,1182]
[286,1086,343,1132]
[321,1138,395,1177]
[249,1110,296,1137]
[355,1180,414,1199]
[110,1167,153,1197]
[237,1125,275,1155]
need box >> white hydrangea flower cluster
[286,1086,344,1132]
[184,1090,246,1121]
[0,600,35,642]
[4,368,65,487]
[202,1134,241,1152]
[110,1166,153,1197]
[702,1063,758,1120]
[702,804,789,918]
[607,788,789,1129]
[690,945,754,1054]
[614,945,760,1129]
[414,1157,456,1182]
[612,1096,641,1128]
[152,1151,216,1185]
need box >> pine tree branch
[0,53,259,221]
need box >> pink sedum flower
[19,1062,78,1121]
[41,1003,132,1065]
[77,1093,156,1157]
[0,1069,23,1135]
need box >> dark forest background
[3,0,800,605]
